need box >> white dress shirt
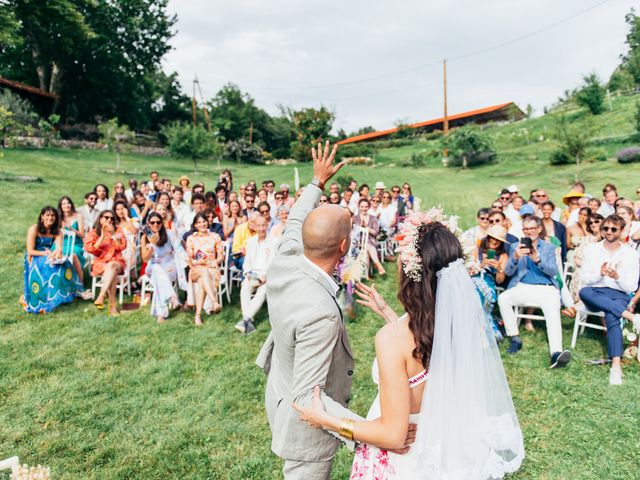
[302,254,340,296]
[597,203,616,217]
[581,240,639,294]
[95,198,113,212]
[243,235,277,277]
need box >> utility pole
[194,76,212,131]
[191,78,197,127]
[442,59,449,163]
[249,122,253,144]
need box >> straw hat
[486,225,508,243]
[178,175,190,186]
[375,181,386,190]
[562,190,584,205]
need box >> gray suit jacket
[256,184,363,462]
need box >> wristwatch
[310,177,324,190]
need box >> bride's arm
[295,325,412,450]
[354,282,400,323]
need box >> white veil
[412,258,524,479]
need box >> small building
[0,76,58,116]
[338,102,524,145]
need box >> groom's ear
[339,237,349,255]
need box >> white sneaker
[609,367,623,386]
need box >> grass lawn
[1,147,640,479]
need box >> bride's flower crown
[396,207,471,282]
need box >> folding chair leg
[570,313,582,349]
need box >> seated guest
[113,181,126,201]
[183,193,206,232]
[353,197,385,275]
[358,183,370,200]
[171,186,190,231]
[94,183,113,212]
[616,205,640,245]
[78,191,99,232]
[463,208,490,246]
[124,178,138,202]
[504,195,524,226]
[369,195,382,216]
[377,191,398,233]
[471,225,509,340]
[340,189,356,214]
[488,210,518,244]
[131,190,154,223]
[58,195,86,282]
[235,215,276,334]
[22,206,82,313]
[566,207,591,252]
[318,194,329,205]
[84,210,127,316]
[242,193,257,217]
[540,201,567,262]
[203,207,225,240]
[270,205,290,238]
[400,182,414,210]
[579,214,640,385]
[270,190,284,216]
[257,201,274,232]
[588,197,601,215]
[192,182,205,197]
[186,213,224,325]
[223,200,246,240]
[390,185,406,218]
[215,185,228,212]
[155,192,175,224]
[178,175,192,204]
[497,216,571,368]
[328,191,340,205]
[231,212,258,270]
[140,212,181,323]
[597,183,618,217]
[280,183,295,208]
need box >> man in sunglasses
[463,208,491,245]
[498,216,571,368]
[579,214,640,385]
[389,185,406,217]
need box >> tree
[0,106,15,148]
[445,126,496,168]
[287,106,334,161]
[575,73,605,115]
[162,122,222,173]
[621,8,640,85]
[98,118,134,170]
[554,115,596,181]
[635,101,640,137]
[38,113,60,147]
[1,0,177,129]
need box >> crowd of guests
[20,170,411,335]
[465,182,640,385]
[21,170,640,384]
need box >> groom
[256,141,364,479]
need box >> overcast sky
[164,0,635,133]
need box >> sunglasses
[275,197,283,200]
[259,210,269,214]
[382,196,391,199]
[500,196,510,200]
[319,199,328,203]
[392,190,400,194]
[148,220,162,225]
[246,199,255,203]
[489,218,502,224]
[588,220,602,225]
[372,199,380,203]
[602,226,619,233]
[103,216,114,221]
[478,216,489,221]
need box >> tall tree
[286,106,334,161]
[621,8,640,85]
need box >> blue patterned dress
[23,236,82,313]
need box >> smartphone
[520,237,532,250]
[486,249,496,260]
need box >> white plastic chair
[91,256,132,304]
[570,303,606,349]
[0,456,19,476]
[357,228,370,278]
[218,241,232,304]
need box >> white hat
[507,184,519,193]
[375,181,386,190]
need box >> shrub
[410,151,429,167]
[224,138,264,164]
[335,175,357,191]
[575,73,605,115]
[336,142,377,161]
[616,147,640,163]
[0,88,37,126]
[589,147,608,162]
[550,150,572,165]
[445,125,497,168]
[162,122,223,172]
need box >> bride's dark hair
[398,222,464,369]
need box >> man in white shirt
[77,191,99,231]
[124,178,138,202]
[340,190,356,214]
[235,215,276,334]
[171,186,191,233]
[579,214,640,385]
[597,184,618,217]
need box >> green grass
[1,146,640,479]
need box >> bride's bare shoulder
[375,317,413,350]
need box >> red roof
[338,102,520,145]
[0,76,59,100]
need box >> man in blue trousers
[579,214,640,386]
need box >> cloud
[164,0,634,132]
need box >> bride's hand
[355,282,387,317]
[292,386,333,429]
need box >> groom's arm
[291,314,364,449]
[276,185,322,257]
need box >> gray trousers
[283,458,333,480]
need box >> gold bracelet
[339,418,355,441]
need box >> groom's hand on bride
[387,423,418,455]
[312,140,346,188]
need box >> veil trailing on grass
[413,258,524,479]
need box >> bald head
[303,204,351,260]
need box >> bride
[294,212,525,479]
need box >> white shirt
[581,241,639,294]
[172,201,191,230]
[95,198,113,212]
[340,199,357,214]
[243,235,276,277]
[78,205,99,231]
[124,188,135,202]
[302,254,340,296]
[566,208,580,228]
[378,204,397,230]
[597,203,615,217]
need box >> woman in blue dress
[22,206,82,313]
[58,196,87,279]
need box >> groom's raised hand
[311,140,345,189]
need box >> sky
[164,0,635,134]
